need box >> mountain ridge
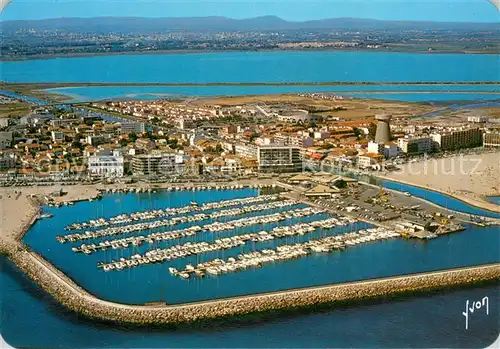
[2,16,499,33]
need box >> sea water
[1,256,498,348]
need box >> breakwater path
[4,242,499,325]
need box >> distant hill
[2,16,499,33]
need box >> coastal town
[2,0,500,346]
[1,92,499,191]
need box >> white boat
[39,213,53,219]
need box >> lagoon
[2,52,499,83]
[44,84,500,103]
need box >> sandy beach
[0,179,276,242]
[383,152,500,212]
[0,189,39,250]
[0,185,102,247]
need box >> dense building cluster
[0,95,499,183]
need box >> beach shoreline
[380,152,500,213]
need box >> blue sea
[1,255,498,348]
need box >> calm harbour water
[21,187,500,307]
[379,180,500,219]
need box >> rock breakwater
[4,245,499,325]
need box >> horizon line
[1,15,499,24]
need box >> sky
[0,0,499,22]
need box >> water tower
[374,114,392,143]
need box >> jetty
[5,244,499,325]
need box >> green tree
[72,141,84,150]
[353,127,362,138]
[128,133,138,142]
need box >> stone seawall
[4,246,500,325]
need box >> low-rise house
[358,154,384,169]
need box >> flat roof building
[397,136,433,155]
[431,128,482,151]
[257,145,302,173]
[483,132,500,148]
[87,150,124,178]
[132,153,183,177]
[0,132,13,150]
[120,122,146,135]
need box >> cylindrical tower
[375,114,392,143]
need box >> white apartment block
[87,150,124,178]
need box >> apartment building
[0,132,13,149]
[235,143,258,158]
[120,122,146,134]
[367,141,398,159]
[483,132,500,148]
[0,154,16,170]
[431,128,483,151]
[51,131,65,143]
[397,136,433,155]
[257,146,302,173]
[357,153,384,169]
[132,153,184,177]
[87,150,124,178]
[86,134,111,146]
